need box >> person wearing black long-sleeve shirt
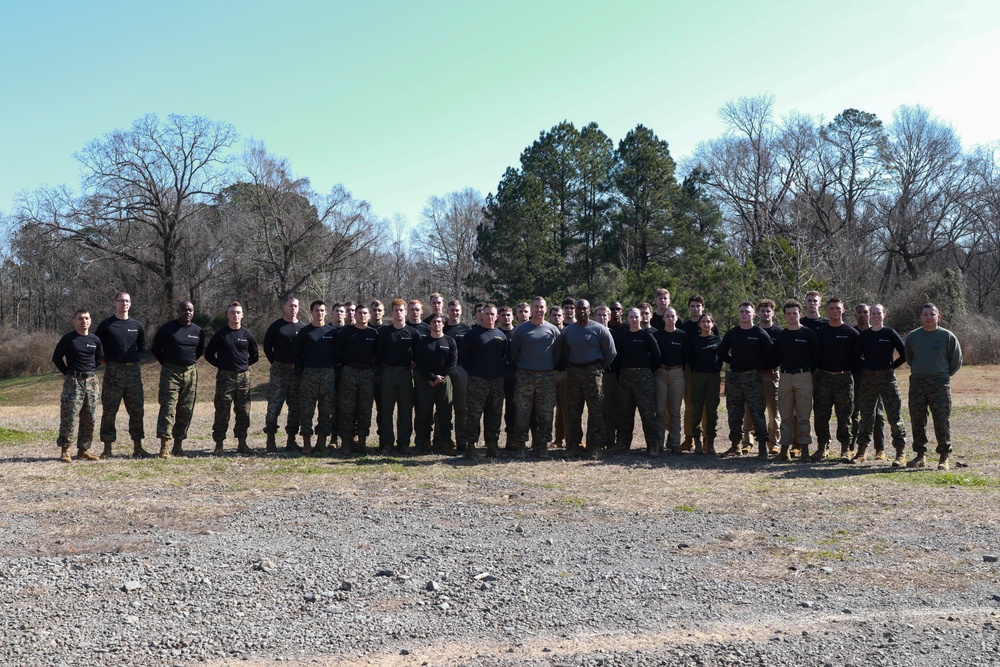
[336,306,380,452]
[653,309,689,453]
[414,313,459,454]
[52,309,104,462]
[295,301,337,454]
[262,297,306,452]
[717,302,775,459]
[774,300,820,460]
[377,299,421,454]
[812,298,860,461]
[679,295,718,451]
[613,308,663,455]
[95,291,149,459]
[688,313,723,454]
[151,301,205,456]
[206,302,259,455]
[460,305,509,459]
[444,300,472,452]
[739,300,783,455]
[850,303,907,463]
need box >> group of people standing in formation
[52,288,963,470]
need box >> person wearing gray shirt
[560,299,617,459]
[508,297,561,458]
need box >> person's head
[562,298,576,320]
[354,305,370,328]
[474,302,486,325]
[738,301,755,327]
[654,288,671,312]
[920,303,941,330]
[574,299,590,324]
[369,299,384,323]
[515,301,531,324]
[638,302,652,328]
[283,296,300,322]
[309,300,327,325]
[74,308,92,334]
[331,303,346,326]
[428,293,444,315]
[113,291,131,319]
[391,298,406,325]
[428,311,446,336]
[827,297,845,325]
[698,312,715,335]
[804,291,822,316]
[594,305,610,326]
[757,299,775,324]
[344,301,356,324]
[626,307,642,332]
[783,300,802,327]
[531,296,547,323]
[855,303,870,329]
[688,295,705,321]
[662,307,678,331]
[608,300,623,325]
[548,306,563,327]
[177,300,195,326]
[497,306,514,329]
[481,303,498,329]
[870,303,886,328]
[226,301,243,328]
[447,299,463,324]
[408,299,423,322]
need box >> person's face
[392,304,406,324]
[549,308,563,326]
[738,305,755,326]
[74,311,91,334]
[855,306,870,328]
[663,309,677,329]
[177,302,195,326]
[355,307,370,327]
[805,295,821,315]
[227,305,243,328]
[784,307,801,327]
[699,316,714,335]
[499,310,513,327]
[758,304,774,322]
[482,307,498,329]
[594,309,609,325]
[920,306,940,329]
[531,299,547,320]
[430,317,445,335]
[448,303,462,322]
[370,303,384,321]
[332,305,346,324]
[115,294,131,318]
[639,307,651,327]
[827,302,844,324]
[408,303,422,322]
[609,302,623,322]
[346,304,356,324]
[516,305,530,323]
[430,296,444,313]
[870,305,885,327]
[656,293,670,310]
[574,300,590,324]
[563,304,575,320]
[284,299,299,321]
[311,304,327,325]
[627,309,641,330]
[688,301,703,320]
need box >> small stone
[801,601,814,608]
[376,569,395,577]
[545,539,554,546]
[984,555,999,563]
[542,647,552,653]
[843,608,853,614]
[122,581,143,593]
[401,648,411,655]
[820,566,833,574]
[479,583,489,591]
[123,615,139,625]
[514,524,524,533]
[438,602,450,611]
[427,581,440,592]
[474,572,496,581]
[677,543,690,549]
[340,581,353,591]
[304,594,317,603]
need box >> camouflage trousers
[513,369,555,446]
[339,366,375,441]
[909,375,953,455]
[415,375,454,449]
[264,363,301,436]
[742,369,779,447]
[617,368,661,450]
[465,375,504,445]
[157,363,198,440]
[59,373,100,449]
[449,366,468,447]
[299,367,336,437]
[856,370,905,447]
[379,367,415,447]
[212,369,251,443]
[503,367,517,437]
[566,364,604,448]
[851,369,884,448]
[726,370,768,445]
[100,362,144,443]
[813,371,854,447]
[602,370,620,448]
[690,372,721,443]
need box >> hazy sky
[2,0,998,227]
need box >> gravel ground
[2,450,1000,667]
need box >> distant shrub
[948,313,1000,365]
[0,330,62,378]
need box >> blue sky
[2,0,998,227]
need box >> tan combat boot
[937,453,951,471]
[158,437,171,459]
[849,445,868,464]
[776,445,791,462]
[59,447,73,463]
[77,448,101,461]
[891,445,906,468]
[719,443,742,459]
[810,443,828,462]
[906,453,927,469]
[99,442,113,459]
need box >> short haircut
[548,306,562,315]
[474,301,486,313]
[369,299,383,309]
[355,305,369,314]
[920,302,939,314]
[783,299,802,313]
[114,291,130,301]
[429,292,443,300]
[827,297,844,307]
[482,302,498,312]
[498,306,512,314]
[532,296,546,304]
[562,297,575,307]
[739,301,754,310]
[74,308,90,318]
[688,295,705,306]
[855,303,869,311]
[655,288,670,298]
[806,290,821,298]
[228,301,242,310]
[516,301,530,310]
[757,299,775,310]
[332,302,343,310]
[408,299,422,307]
[391,298,406,308]
[595,305,610,314]
[283,295,299,306]
[310,300,326,311]
[448,299,462,308]
[428,312,446,323]
[343,300,355,309]
[639,302,652,311]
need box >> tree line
[2,97,999,366]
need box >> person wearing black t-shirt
[335,305,380,454]
[414,313,459,454]
[95,290,149,459]
[679,295,718,452]
[812,297,859,462]
[205,302,259,456]
[850,303,906,464]
[378,299,421,454]
[773,300,820,461]
[652,307,689,454]
[849,303,886,456]
[295,300,337,455]
[801,291,830,333]
[151,300,206,456]
[445,299,472,451]
[52,308,104,463]
[717,302,775,460]
[688,313,723,454]
[262,296,305,453]
[460,304,509,459]
[613,308,663,456]
[740,299,782,455]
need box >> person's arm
[890,329,906,370]
[443,336,458,376]
[94,337,104,367]
[136,322,147,356]
[647,332,662,371]
[195,328,206,361]
[718,331,732,366]
[150,325,166,365]
[52,336,68,374]
[904,333,915,367]
[262,322,277,364]
[601,326,617,370]
[248,330,260,366]
[948,333,963,376]
[205,330,220,368]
